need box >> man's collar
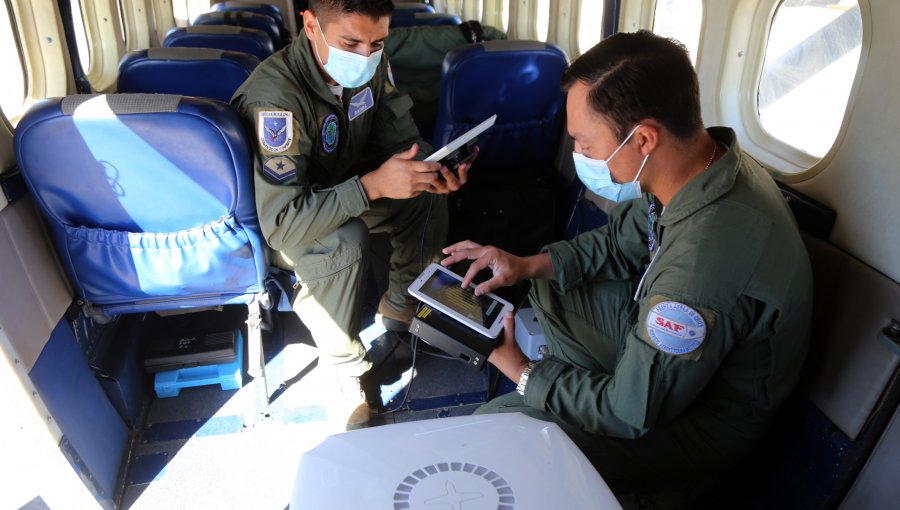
[290,37,345,107]
[658,127,742,225]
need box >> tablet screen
[418,270,504,328]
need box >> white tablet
[425,114,497,163]
[408,263,513,339]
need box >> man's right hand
[440,240,552,296]
[360,144,442,201]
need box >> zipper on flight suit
[634,200,664,302]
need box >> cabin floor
[119,239,515,510]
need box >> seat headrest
[193,10,283,49]
[391,12,461,28]
[118,48,260,102]
[163,26,274,61]
[14,94,254,232]
[433,41,569,177]
[211,0,284,27]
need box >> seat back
[211,0,287,44]
[193,11,283,49]
[117,48,260,102]
[433,41,568,185]
[163,25,274,61]
[13,94,268,315]
[391,12,461,28]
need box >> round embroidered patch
[646,301,706,355]
[321,113,339,153]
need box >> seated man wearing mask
[232,0,469,430]
[441,31,812,507]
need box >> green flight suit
[477,128,813,507]
[232,36,446,378]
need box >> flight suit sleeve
[522,293,756,439]
[237,100,370,253]
[543,198,651,293]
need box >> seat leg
[244,295,273,425]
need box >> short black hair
[562,30,703,141]
[309,0,394,20]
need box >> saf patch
[348,87,374,121]
[258,110,294,153]
[644,299,709,360]
[263,156,296,183]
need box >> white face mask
[572,124,649,202]
[313,17,382,88]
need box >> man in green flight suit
[232,0,470,430]
[441,31,813,508]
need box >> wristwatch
[516,361,537,396]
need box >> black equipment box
[143,330,237,373]
[409,274,531,370]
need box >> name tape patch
[258,110,293,153]
[348,87,374,121]
[646,301,706,356]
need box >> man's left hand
[488,312,531,384]
[428,147,477,194]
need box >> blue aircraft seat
[433,40,568,184]
[391,12,462,28]
[117,48,260,103]
[13,94,269,316]
[163,25,274,61]
[193,11,283,50]
[211,1,287,45]
[393,2,435,14]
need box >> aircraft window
[0,0,26,121]
[577,0,605,55]
[758,0,862,158]
[536,0,549,41]
[653,0,702,65]
[70,0,91,75]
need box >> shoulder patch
[645,300,707,358]
[263,156,296,183]
[321,113,339,153]
[258,110,293,153]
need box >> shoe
[375,291,417,333]
[325,370,373,431]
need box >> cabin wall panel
[0,197,72,372]
[789,0,900,283]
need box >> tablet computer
[408,263,513,338]
[425,114,497,174]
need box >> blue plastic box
[154,329,244,398]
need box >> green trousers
[476,278,719,509]
[288,193,447,378]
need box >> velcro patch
[263,156,296,183]
[258,110,293,153]
[348,87,374,121]
[644,300,707,359]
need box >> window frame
[0,0,28,124]
[719,0,870,179]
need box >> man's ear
[303,10,319,42]
[635,122,661,156]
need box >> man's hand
[440,240,552,296]
[360,144,471,200]
[360,144,440,200]
[488,312,531,383]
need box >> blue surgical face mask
[314,18,382,88]
[573,125,650,203]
